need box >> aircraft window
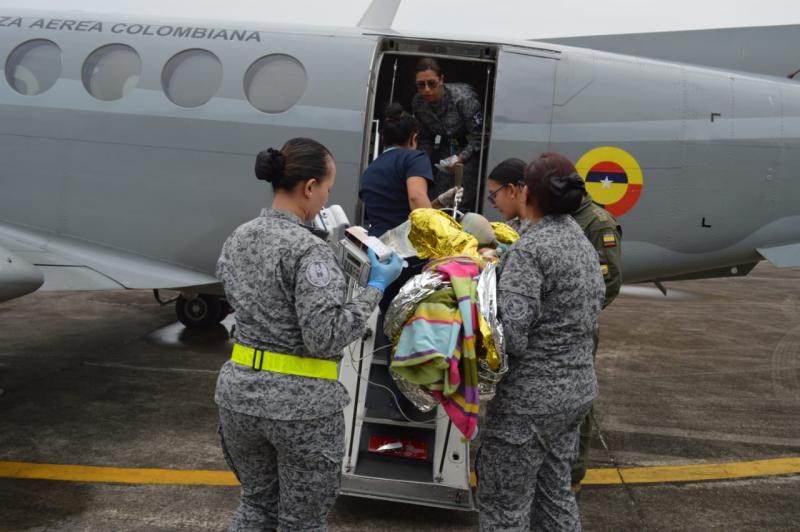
[244,54,307,113]
[6,39,62,96]
[82,44,141,101]
[162,49,222,108]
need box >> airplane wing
[0,241,44,302]
[0,222,219,303]
[757,243,800,268]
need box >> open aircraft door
[339,39,503,511]
[484,46,559,216]
[338,41,563,511]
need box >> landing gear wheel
[175,294,224,329]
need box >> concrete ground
[0,262,798,531]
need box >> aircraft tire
[175,294,224,329]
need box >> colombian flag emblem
[576,147,643,217]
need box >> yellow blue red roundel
[575,147,643,217]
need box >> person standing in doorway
[412,57,485,212]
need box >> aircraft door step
[339,309,475,511]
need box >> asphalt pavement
[0,262,798,531]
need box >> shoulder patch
[603,232,617,248]
[502,293,529,322]
[305,261,332,288]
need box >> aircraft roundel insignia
[575,147,643,217]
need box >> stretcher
[338,307,476,510]
[320,205,477,510]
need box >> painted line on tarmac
[584,456,800,485]
[0,457,798,487]
[0,461,238,486]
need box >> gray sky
[1,0,799,39]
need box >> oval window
[82,44,141,101]
[162,49,222,108]
[244,54,307,113]
[6,39,62,95]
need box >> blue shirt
[359,148,434,237]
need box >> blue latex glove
[367,248,403,292]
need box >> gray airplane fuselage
[0,10,798,303]
[543,24,800,80]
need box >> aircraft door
[362,47,498,219]
[485,47,558,218]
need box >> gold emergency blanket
[491,222,520,245]
[380,209,518,408]
[408,209,479,260]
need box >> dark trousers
[571,330,600,485]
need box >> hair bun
[255,148,285,183]
[549,172,586,198]
[384,102,404,122]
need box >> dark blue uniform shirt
[359,148,433,237]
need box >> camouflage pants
[218,407,345,532]
[476,403,592,532]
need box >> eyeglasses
[415,79,440,90]
[487,184,508,205]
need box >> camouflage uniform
[476,215,604,531]
[506,217,531,236]
[412,82,485,211]
[570,194,623,486]
[215,208,382,532]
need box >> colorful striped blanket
[391,256,481,439]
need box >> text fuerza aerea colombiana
[0,16,261,42]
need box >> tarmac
[0,262,798,531]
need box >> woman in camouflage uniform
[476,154,605,531]
[215,138,402,531]
[412,57,485,212]
[486,158,528,234]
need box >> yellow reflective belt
[230,343,338,380]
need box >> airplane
[0,0,798,332]
[1,0,799,511]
